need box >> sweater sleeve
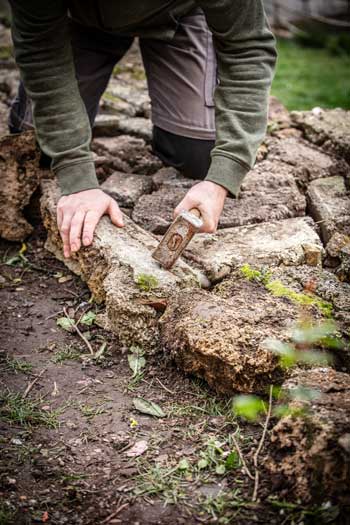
[195,0,277,196]
[9,0,99,195]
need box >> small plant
[240,264,271,285]
[135,273,159,292]
[51,346,81,364]
[0,391,61,429]
[78,403,108,420]
[4,357,33,374]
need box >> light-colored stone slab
[292,108,350,164]
[267,367,350,504]
[266,137,350,189]
[40,180,209,351]
[307,176,350,249]
[93,114,152,142]
[101,171,153,208]
[184,217,323,282]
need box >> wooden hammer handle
[189,208,201,219]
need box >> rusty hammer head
[152,208,203,270]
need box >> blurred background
[0,0,349,111]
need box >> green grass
[272,38,350,110]
[0,391,61,429]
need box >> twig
[45,310,63,321]
[231,434,254,480]
[63,307,94,355]
[156,377,175,395]
[101,502,129,524]
[23,367,48,399]
[252,384,273,502]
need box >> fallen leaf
[128,347,146,377]
[132,397,166,418]
[58,275,72,284]
[80,311,96,326]
[56,316,75,332]
[126,440,148,457]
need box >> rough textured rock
[92,135,161,175]
[101,171,153,208]
[151,167,184,190]
[0,132,48,241]
[266,137,350,189]
[0,99,7,135]
[307,176,350,260]
[184,217,323,282]
[292,108,350,164]
[93,114,152,142]
[133,162,306,234]
[102,78,150,119]
[268,96,292,129]
[267,367,350,505]
[40,180,209,351]
[160,280,301,394]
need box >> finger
[174,196,196,218]
[69,209,86,253]
[60,209,75,258]
[108,199,124,228]
[199,209,217,234]
[82,210,101,246]
[57,205,63,231]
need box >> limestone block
[266,137,350,189]
[267,367,350,505]
[307,176,350,255]
[184,217,323,282]
[0,132,47,241]
[160,281,300,394]
[292,108,350,164]
[101,171,153,208]
[93,114,152,142]
[40,180,209,352]
[92,135,161,175]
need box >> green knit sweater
[9,0,277,196]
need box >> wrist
[202,180,228,198]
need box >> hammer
[152,208,203,270]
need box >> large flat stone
[0,132,48,241]
[40,181,209,352]
[92,135,161,175]
[102,79,150,119]
[93,114,152,142]
[307,176,350,257]
[133,162,306,234]
[160,280,301,394]
[101,171,153,208]
[292,108,350,164]
[267,367,350,505]
[184,217,323,282]
[266,137,350,189]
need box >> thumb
[108,198,124,228]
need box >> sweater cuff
[55,161,100,196]
[205,155,249,197]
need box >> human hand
[57,188,124,258]
[174,180,228,233]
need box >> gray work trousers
[9,9,217,180]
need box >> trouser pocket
[204,33,217,107]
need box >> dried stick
[23,367,47,399]
[63,306,94,355]
[101,501,129,524]
[156,377,175,395]
[252,384,274,502]
[231,433,254,480]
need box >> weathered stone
[266,367,350,505]
[0,68,20,103]
[101,171,153,208]
[266,137,350,189]
[307,177,350,257]
[151,167,185,190]
[102,79,150,119]
[133,162,306,234]
[268,96,291,129]
[0,132,48,241]
[0,99,8,135]
[92,135,162,175]
[93,114,152,142]
[292,108,350,164]
[40,180,209,351]
[160,280,301,394]
[184,217,323,282]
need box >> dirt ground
[0,224,348,525]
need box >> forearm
[9,0,99,195]
[196,0,277,196]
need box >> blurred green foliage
[272,38,350,110]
